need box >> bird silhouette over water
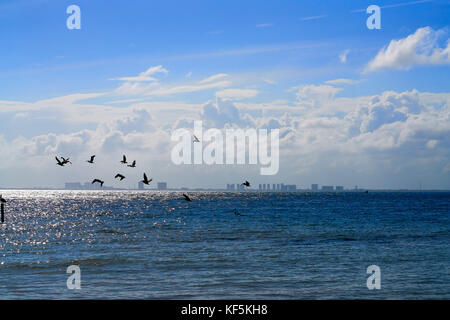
[0,195,6,203]
[127,160,136,168]
[120,155,127,164]
[55,156,65,167]
[183,193,192,202]
[115,174,126,181]
[141,173,152,185]
[242,181,250,187]
[234,208,243,216]
[92,179,104,187]
[86,155,95,164]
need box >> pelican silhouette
[183,193,192,202]
[242,180,250,187]
[234,209,243,216]
[127,160,136,168]
[120,155,127,164]
[193,135,200,143]
[61,157,72,165]
[92,179,104,187]
[86,155,95,164]
[141,173,152,185]
[115,174,126,181]
[55,156,65,167]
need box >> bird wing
[91,155,95,161]
[132,160,136,166]
[143,173,148,181]
[123,155,126,162]
[92,179,100,184]
[55,156,61,163]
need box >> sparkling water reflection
[0,190,448,299]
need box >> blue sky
[0,0,449,189]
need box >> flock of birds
[1,134,250,215]
[55,153,251,208]
[55,154,151,188]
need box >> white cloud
[339,49,350,63]
[216,88,259,100]
[262,78,277,85]
[1,75,450,189]
[299,15,328,21]
[295,84,342,108]
[201,98,253,128]
[110,65,168,82]
[256,23,274,28]
[144,80,231,96]
[427,140,438,149]
[199,73,229,84]
[114,68,231,96]
[365,27,450,72]
[325,78,361,85]
[352,0,432,13]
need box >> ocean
[0,190,448,299]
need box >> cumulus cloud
[295,84,342,108]
[1,72,450,188]
[201,98,250,128]
[365,27,450,72]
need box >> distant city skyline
[0,181,437,191]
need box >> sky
[0,0,449,189]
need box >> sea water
[0,190,448,299]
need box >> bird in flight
[141,173,152,185]
[0,195,5,203]
[193,135,200,143]
[120,155,127,164]
[127,160,136,168]
[183,193,192,202]
[115,174,126,181]
[242,181,251,187]
[55,156,65,167]
[234,209,243,216]
[86,155,95,164]
[92,179,104,187]
[61,157,72,165]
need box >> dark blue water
[0,190,448,299]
